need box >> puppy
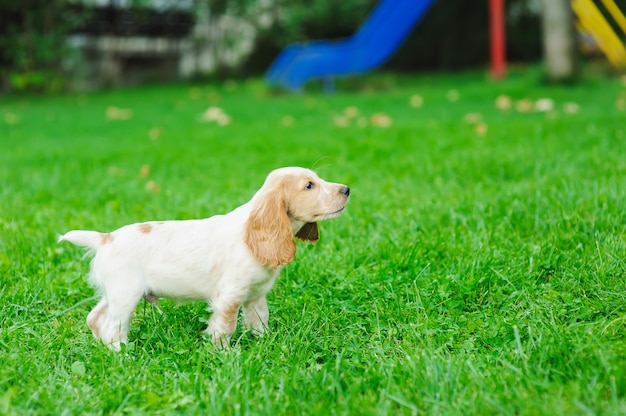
[60,167,350,349]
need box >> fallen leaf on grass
[515,99,533,113]
[409,94,423,108]
[370,113,393,127]
[475,123,488,136]
[563,102,580,114]
[333,115,350,128]
[495,95,512,110]
[140,164,150,178]
[447,89,460,102]
[146,180,161,193]
[464,113,482,124]
[149,127,162,140]
[202,106,231,126]
[203,106,224,121]
[535,98,554,112]
[216,115,231,126]
[344,106,359,118]
[106,106,133,120]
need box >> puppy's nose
[340,186,350,197]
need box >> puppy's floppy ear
[244,186,296,268]
[295,222,319,243]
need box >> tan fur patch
[100,233,114,245]
[218,302,241,323]
[138,223,152,234]
[244,184,296,268]
[210,301,242,347]
[86,302,107,339]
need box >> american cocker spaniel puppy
[60,167,350,349]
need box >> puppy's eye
[304,181,314,190]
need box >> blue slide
[265,0,435,91]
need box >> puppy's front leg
[243,296,269,336]
[206,298,241,348]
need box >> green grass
[1,67,626,415]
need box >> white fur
[60,167,349,349]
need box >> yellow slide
[572,0,626,66]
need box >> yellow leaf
[409,94,423,108]
[140,165,150,178]
[495,95,512,110]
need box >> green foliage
[0,0,86,92]
[1,68,626,413]
[8,70,65,93]
[271,0,376,41]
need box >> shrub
[0,0,86,92]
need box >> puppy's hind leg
[87,299,108,340]
[98,283,144,350]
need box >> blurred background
[0,0,624,93]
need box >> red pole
[489,0,506,79]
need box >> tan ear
[295,222,319,243]
[244,188,296,268]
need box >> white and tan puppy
[60,167,350,349]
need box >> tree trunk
[541,0,577,81]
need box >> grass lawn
[1,67,626,415]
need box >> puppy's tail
[58,230,108,251]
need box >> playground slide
[265,0,435,91]
[572,0,626,67]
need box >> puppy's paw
[204,327,231,349]
[249,326,268,338]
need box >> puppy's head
[244,167,350,268]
